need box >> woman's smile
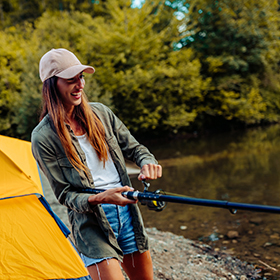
[56,72,85,111]
[71,91,82,98]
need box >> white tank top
[76,134,123,190]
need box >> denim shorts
[80,204,138,267]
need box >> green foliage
[2,0,280,140]
[17,0,206,136]
[0,26,24,135]
[184,0,280,127]
[77,0,208,134]
[0,0,109,29]
[14,44,42,138]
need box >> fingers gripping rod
[122,180,166,211]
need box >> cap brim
[56,65,95,79]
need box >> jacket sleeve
[31,130,95,214]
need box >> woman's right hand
[88,186,137,206]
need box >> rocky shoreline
[42,173,261,279]
[146,227,260,280]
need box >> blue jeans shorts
[80,204,138,267]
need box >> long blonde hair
[40,76,108,175]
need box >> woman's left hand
[138,163,162,181]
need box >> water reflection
[131,124,280,277]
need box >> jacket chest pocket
[106,135,127,176]
[57,157,79,185]
[106,135,122,157]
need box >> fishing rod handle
[81,188,139,201]
[122,191,139,200]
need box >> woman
[31,48,162,280]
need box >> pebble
[227,230,239,239]
[263,242,272,247]
[180,225,187,230]
[208,233,219,241]
[270,233,280,239]
[249,217,263,224]
[227,272,236,279]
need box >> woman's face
[56,72,85,112]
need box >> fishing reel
[140,180,167,212]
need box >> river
[131,124,280,279]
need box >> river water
[131,124,280,278]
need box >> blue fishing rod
[82,181,280,214]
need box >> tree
[184,0,280,128]
[0,26,23,136]
[5,0,280,139]
[0,0,109,29]
[2,1,202,139]
[77,0,208,135]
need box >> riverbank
[42,173,262,279]
[145,227,261,279]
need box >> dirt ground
[146,227,261,280]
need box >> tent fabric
[0,135,43,199]
[39,196,71,237]
[0,195,89,280]
[0,135,90,280]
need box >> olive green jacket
[31,102,157,261]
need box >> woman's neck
[68,118,85,136]
[65,109,85,136]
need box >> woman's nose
[76,77,85,88]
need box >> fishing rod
[82,181,280,214]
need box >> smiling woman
[31,48,162,280]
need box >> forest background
[1,0,280,141]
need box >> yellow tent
[0,135,90,280]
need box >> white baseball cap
[39,48,95,82]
